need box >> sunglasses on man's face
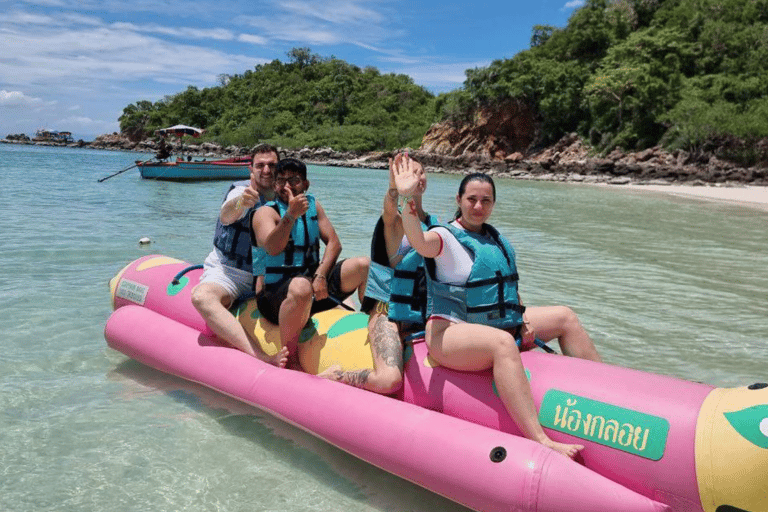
[275,176,303,186]
[251,162,277,170]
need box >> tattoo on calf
[370,315,403,369]
[334,368,372,388]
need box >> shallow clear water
[1,144,766,511]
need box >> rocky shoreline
[4,132,767,186]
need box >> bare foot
[542,438,584,459]
[256,346,289,368]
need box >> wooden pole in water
[97,158,152,182]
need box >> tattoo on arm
[407,199,418,217]
[387,188,398,199]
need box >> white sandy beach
[607,183,768,211]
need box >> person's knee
[355,256,371,274]
[371,366,403,394]
[494,330,521,357]
[191,285,226,313]
[286,277,313,303]
[558,306,581,330]
[346,256,369,278]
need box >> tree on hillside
[119,100,162,141]
[436,0,768,161]
[118,48,436,152]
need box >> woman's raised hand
[391,152,424,198]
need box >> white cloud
[0,11,59,25]
[57,115,119,133]
[280,0,384,25]
[21,0,68,6]
[0,26,259,87]
[62,13,103,25]
[563,0,585,9]
[0,90,45,107]
[393,61,486,92]
[110,22,236,41]
[240,0,395,48]
[238,33,267,45]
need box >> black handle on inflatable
[323,294,355,311]
[534,337,557,354]
[171,264,204,285]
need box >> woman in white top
[394,154,601,459]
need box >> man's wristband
[284,212,296,223]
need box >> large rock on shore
[522,133,768,185]
[420,99,538,161]
[90,133,137,150]
[416,122,768,185]
[5,133,30,142]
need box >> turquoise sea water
[1,143,767,511]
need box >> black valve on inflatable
[490,446,507,463]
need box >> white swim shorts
[199,250,254,300]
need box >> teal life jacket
[212,181,268,271]
[425,222,524,332]
[257,194,320,289]
[388,213,439,325]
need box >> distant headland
[3,131,767,187]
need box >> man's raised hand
[285,186,309,219]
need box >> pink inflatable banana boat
[105,255,768,512]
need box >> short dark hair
[275,157,307,180]
[251,143,280,161]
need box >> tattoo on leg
[370,314,403,370]
[322,314,402,389]
[332,368,372,388]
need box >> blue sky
[0,0,585,140]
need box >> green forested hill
[120,0,768,162]
[119,48,436,151]
[440,0,768,163]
